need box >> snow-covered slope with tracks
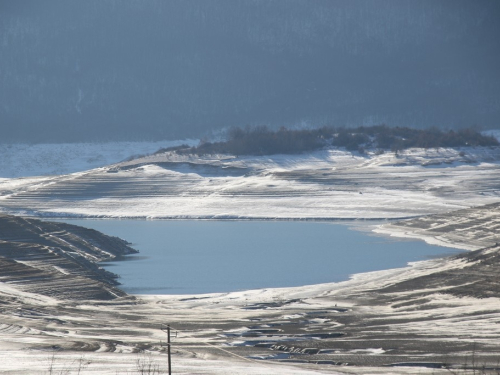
[0,146,499,220]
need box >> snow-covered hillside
[1,145,499,220]
[1,206,500,374]
[1,131,497,179]
[1,140,500,374]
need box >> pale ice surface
[0,140,197,178]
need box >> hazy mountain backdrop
[1,0,499,142]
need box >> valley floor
[0,145,499,374]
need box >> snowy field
[0,145,499,220]
[1,234,499,374]
[0,140,499,374]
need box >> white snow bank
[0,350,344,375]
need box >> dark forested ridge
[1,0,500,142]
[158,125,499,156]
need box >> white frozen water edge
[0,140,197,178]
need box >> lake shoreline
[50,217,463,295]
[0,205,499,373]
[1,141,500,372]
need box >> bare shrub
[135,353,162,375]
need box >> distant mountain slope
[1,0,499,142]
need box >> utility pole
[167,325,172,375]
[161,324,173,375]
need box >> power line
[161,324,298,372]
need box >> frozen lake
[54,220,462,295]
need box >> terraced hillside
[0,205,499,373]
[0,215,137,300]
[1,147,499,219]
[0,206,499,372]
[0,145,500,373]
[377,201,500,250]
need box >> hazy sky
[1,0,499,142]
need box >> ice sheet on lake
[0,140,197,178]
